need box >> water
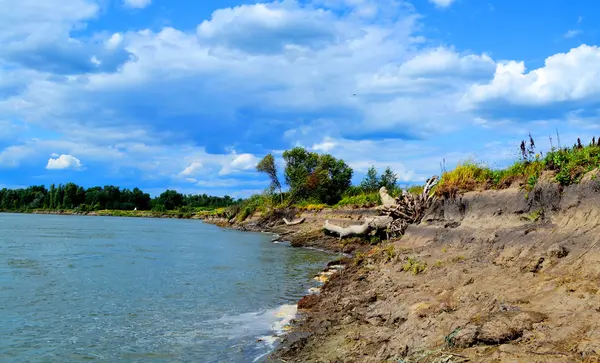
[0,214,335,362]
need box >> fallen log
[323,216,393,239]
[283,217,306,226]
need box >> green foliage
[360,166,379,192]
[436,161,494,197]
[379,166,398,191]
[0,184,237,213]
[282,147,353,205]
[256,153,282,201]
[436,136,600,197]
[234,194,269,222]
[370,235,381,245]
[402,257,427,275]
[336,192,381,208]
[544,143,600,185]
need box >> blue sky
[1,0,599,197]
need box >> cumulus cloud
[429,0,456,8]
[5,0,594,194]
[0,0,132,74]
[124,0,152,9]
[197,2,341,54]
[464,45,600,110]
[398,48,495,78]
[46,154,83,170]
[219,153,259,175]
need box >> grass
[335,191,381,208]
[402,256,427,275]
[436,137,600,197]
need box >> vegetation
[436,135,600,197]
[402,257,427,275]
[360,166,398,193]
[0,184,239,213]
[283,147,353,205]
[256,153,283,202]
[336,191,381,208]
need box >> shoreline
[212,178,600,362]
[200,214,367,362]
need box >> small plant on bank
[402,257,427,275]
[384,245,396,261]
[370,235,381,245]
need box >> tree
[155,190,184,210]
[360,166,379,192]
[314,154,353,205]
[379,166,398,191]
[256,153,283,202]
[282,147,353,204]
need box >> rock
[478,311,547,345]
[450,325,479,348]
[298,294,320,310]
[547,243,569,258]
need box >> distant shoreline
[0,209,210,220]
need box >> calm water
[0,214,335,362]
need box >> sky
[1,0,599,197]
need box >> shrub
[402,257,427,275]
[435,161,494,197]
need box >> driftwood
[283,217,305,226]
[324,216,393,239]
[324,176,439,239]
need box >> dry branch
[323,176,439,239]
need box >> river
[0,213,335,362]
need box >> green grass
[436,139,600,197]
[335,191,381,208]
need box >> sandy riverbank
[207,172,600,362]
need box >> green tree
[282,147,319,199]
[256,153,283,202]
[313,154,353,205]
[379,166,398,191]
[360,166,379,192]
[49,184,56,209]
[282,147,353,205]
[155,190,184,210]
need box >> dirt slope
[268,172,600,362]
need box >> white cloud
[46,154,83,170]
[197,2,346,54]
[429,0,457,8]
[564,29,582,38]
[105,33,124,49]
[0,145,37,167]
[123,0,152,9]
[180,161,203,176]
[219,153,259,175]
[312,137,337,152]
[398,48,495,78]
[0,0,131,74]
[464,45,600,108]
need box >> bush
[336,192,381,208]
[435,161,494,197]
[402,257,427,275]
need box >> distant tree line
[0,183,240,212]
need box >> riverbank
[206,171,600,362]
